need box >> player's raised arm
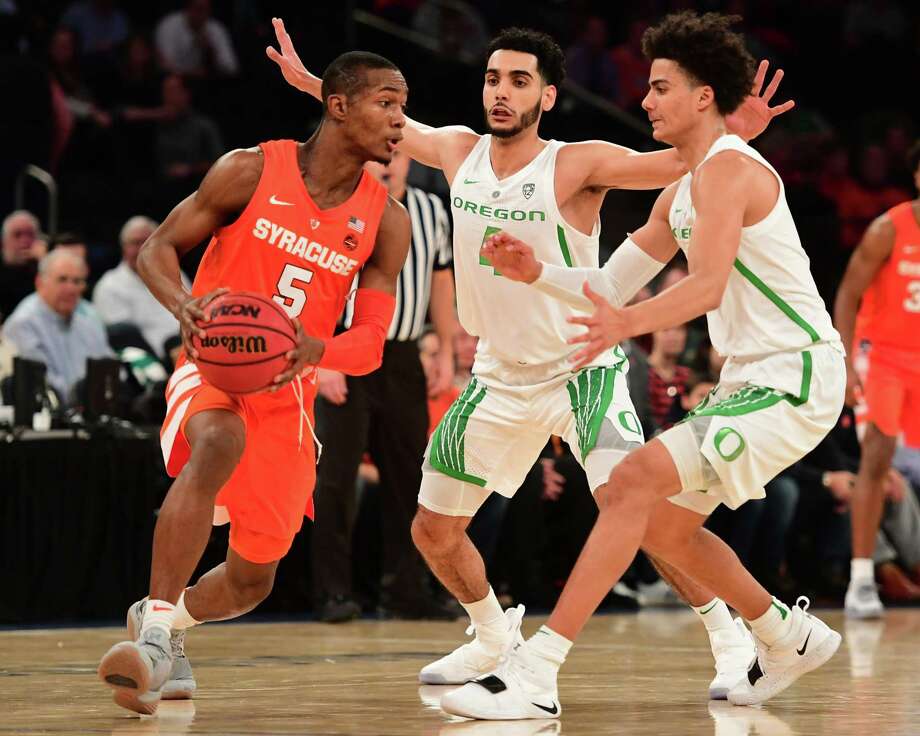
[564,60,793,192]
[317,197,411,376]
[567,152,754,367]
[833,214,896,405]
[481,183,680,310]
[137,148,262,359]
[266,17,477,173]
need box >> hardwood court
[2,609,919,735]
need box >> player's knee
[189,417,245,480]
[862,427,897,478]
[411,507,463,556]
[598,455,655,512]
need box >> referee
[311,150,458,622]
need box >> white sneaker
[845,578,884,619]
[707,617,756,700]
[98,627,173,715]
[419,605,526,685]
[637,579,682,607]
[440,643,560,720]
[727,597,841,706]
[127,598,197,699]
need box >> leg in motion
[847,423,897,618]
[412,499,524,684]
[99,409,246,714]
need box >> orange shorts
[160,360,317,564]
[854,342,920,445]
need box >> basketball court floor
[3,609,919,735]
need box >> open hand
[272,320,325,390]
[725,59,795,142]
[317,368,348,405]
[480,231,542,283]
[265,17,316,94]
[179,287,228,361]
[566,282,631,369]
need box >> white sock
[461,587,507,654]
[172,589,201,631]
[692,598,734,632]
[526,626,571,677]
[851,558,874,582]
[140,599,176,638]
[748,597,793,647]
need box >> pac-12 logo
[522,183,535,199]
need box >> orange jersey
[192,139,388,347]
[855,201,920,350]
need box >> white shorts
[662,342,846,516]
[419,362,644,516]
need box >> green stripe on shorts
[566,366,617,461]
[685,351,813,418]
[429,378,488,486]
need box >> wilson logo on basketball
[200,335,268,354]
[210,303,262,320]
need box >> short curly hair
[487,27,565,88]
[642,12,755,115]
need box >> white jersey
[451,135,622,381]
[669,134,841,396]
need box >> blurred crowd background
[1,0,919,623]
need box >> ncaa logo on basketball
[210,303,262,320]
[343,234,359,251]
[522,183,535,199]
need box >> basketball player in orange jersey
[96,51,411,715]
[834,141,920,619]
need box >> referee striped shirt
[344,186,452,341]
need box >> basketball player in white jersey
[443,12,846,719]
[267,18,792,699]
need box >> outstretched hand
[567,282,631,369]
[480,231,542,283]
[725,59,795,142]
[265,17,316,94]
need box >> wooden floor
[2,609,919,735]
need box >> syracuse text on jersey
[251,217,360,276]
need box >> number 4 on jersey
[480,226,503,277]
[274,263,314,318]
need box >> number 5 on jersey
[274,263,314,318]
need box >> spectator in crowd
[420,327,460,436]
[93,215,184,359]
[0,210,42,320]
[452,326,477,389]
[1,249,112,403]
[609,18,651,111]
[311,150,457,622]
[50,232,87,262]
[565,16,618,101]
[61,0,130,58]
[154,74,223,204]
[155,0,239,78]
[412,0,489,64]
[48,25,111,130]
[822,143,909,250]
[646,323,689,432]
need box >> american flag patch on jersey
[347,216,365,234]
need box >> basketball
[193,292,296,394]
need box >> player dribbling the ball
[97,51,410,715]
